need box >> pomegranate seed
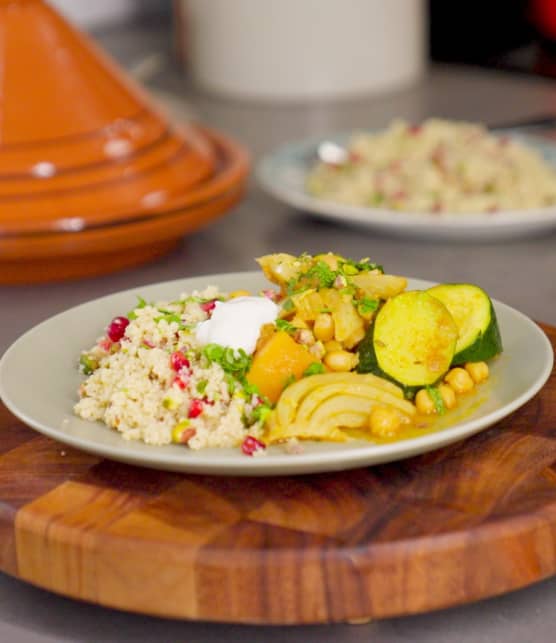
[261,289,280,302]
[188,398,204,418]
[408,124,422,135]
[98,338,113,352]
[170,351,190,372]
[200,300,217,314]
[179,428,197,444]
[241,435,266,456]
[107,316,129,342]
[172,376,187,390]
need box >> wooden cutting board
[0,324,555,625]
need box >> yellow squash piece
[256,253,306,290]
[350,273,407,299]
[332,294,364,343]
[246,331,317,403]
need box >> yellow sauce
[343,379,492,445]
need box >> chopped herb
[292,260,337,293]
[242,381,268,402]
[203,343,252,380]
[340,258,383,274]
[275,319,296,334]
[369,192,385,206]
[154,312,185,328]
[283,374,296,390]
[196,379,208,395]
[127,295,148,319]
[303,362,325,377]
[252,404,272,424]
[344,284,357,295]
[224,373,237,395]
[341,263,359,276]
[426,386,446,415]
[357,297,379,315]
[79,354,98,375]
[282,298,295,312]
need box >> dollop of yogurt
[195,296,280,354]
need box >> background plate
[257,132,556,241]
[0,272,553,475]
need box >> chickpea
[444,367,474,394]
[309,341,325,360]
[369,405,402,438]
[465,361,489,384]
[295,328,315,346]
[323,350,358,372]
[324,340,342,353]
[229,289,251,299]
[172,421,194,443]
[438,383,457,410]
[313,313,335,342]
[415,389,436,415]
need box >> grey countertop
[1,18,556,643]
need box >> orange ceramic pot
[0,0,217,235]
[0,127,249,284]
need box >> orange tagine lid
[0,0,249,284]
[0,0,219,235]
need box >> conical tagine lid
[0,0,216,235]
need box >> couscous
[306,119,556,213]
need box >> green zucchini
[357,291,458,398]
[426,283,503,365]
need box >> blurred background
[50,0,556,83]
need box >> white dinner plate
[257,132,556,241]
[0,272,553,476]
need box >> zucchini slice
[357,291,458,397]
[426,283,503,365]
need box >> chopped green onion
[252,404,272,424]
[282,374,296,390]
[357,297,379,315]
[203,343,252,380]
[79,354,98,375]
[275,319,296,334]
[282,298,295,312]
[303,362,325,377]
[426,386,446,415]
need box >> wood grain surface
[0,324,555,624]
